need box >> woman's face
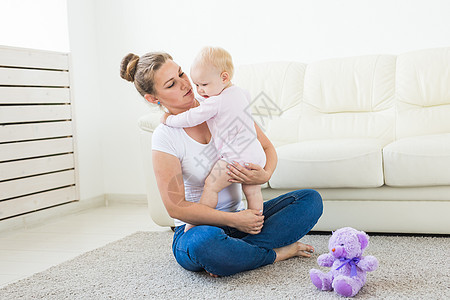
[150,60,195,114]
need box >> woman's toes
[299,250,312,258]
[207,271,219,278]
[298,242,315,257]
[306,244,315,253]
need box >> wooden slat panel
[0,46,69,70]
[0,46,78,219]
[0,121,73,142]
[0,105,71,123]
[0,87,70,104]
[0,186,77,219]
[0,154,74,181]
[0,68,69,87]
[0,170,75,200]
[0,138,73,162]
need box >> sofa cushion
[266,117,300,147]
[299,55,396,142]
[233,62,306,132]
[383,133,450,186]
[269,139,384,189]
[396,48,450,139]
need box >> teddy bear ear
[357,231,369,250]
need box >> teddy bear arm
[317,253,335,267]
[357,255,379,272]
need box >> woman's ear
[220,71,230,83]
[144,94,158,104]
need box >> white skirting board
[105,194,147,205]
[0,194,149,234]
[0,196,104,234]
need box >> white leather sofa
[138,47,450,234]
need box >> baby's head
[190,47,234,98]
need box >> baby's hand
[161,112,171,124]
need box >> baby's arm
[165,97,220,128]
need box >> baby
[162,46,266,232]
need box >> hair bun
[120,53,140,82]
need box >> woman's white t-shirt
[151,123,245,227]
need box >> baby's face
[190,64,227,98]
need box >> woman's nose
[181,79,190,90]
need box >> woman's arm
[227,122,278,184]
[152,150,264,233]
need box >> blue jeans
[172,189,323,276]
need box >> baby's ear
[220,71,230,83]
[357,231,369,250]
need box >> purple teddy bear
[310,227,379,297]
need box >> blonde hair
[120,52,173,97]
[194,46,234,79]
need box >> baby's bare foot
[184,224,196,232]
[274,241,315,263]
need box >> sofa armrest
[138,114,174,227]
[138,110,163,133]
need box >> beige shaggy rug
[0,231,449,299]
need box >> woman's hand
[231,209,264,234]
[226,161,270,185]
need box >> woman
[120,52,323,277]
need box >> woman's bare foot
[206,271,219,278]
[273,241,315,263]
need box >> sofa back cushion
[233,62,306,132]
[299,55,396,144]
[395,47,450,139]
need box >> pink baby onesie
[165,85,266,167]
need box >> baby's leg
[201,159,233,208]
[242,184,263,212]
[185,160,232,233]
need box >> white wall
[85,0,450,196]
[0,0,70,52]
[66,0,105,200]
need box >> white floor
[0,203,170,288]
